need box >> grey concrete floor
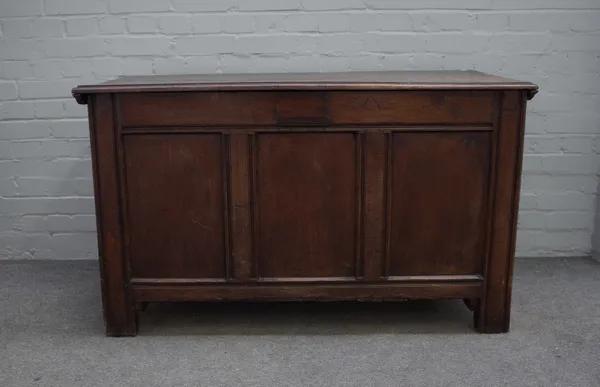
[1,258,599,387]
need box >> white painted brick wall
[1,0,600,259]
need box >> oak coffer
[73,71,538,336]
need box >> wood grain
[73,70,538,103]
[362,131,387,280]
[90,95,137,336]
[228,133,254,280]
[133,282,483,302]
[330,91,495,125]
[118,91,494,127]
[124,134,227,279]
[255,133,358,278]
[480,91,526,333]
[388,132,491,276]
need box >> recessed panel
[388,132,491,276]
[256,133,357,278]
[124,134,226,279]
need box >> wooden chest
[73,71,537,336]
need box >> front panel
[124,134,227,279]
[255,132,359,279]
[387,132,491,276]
[117,92,496,284]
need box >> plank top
[72,70,538,104]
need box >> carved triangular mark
[362,96,381,110]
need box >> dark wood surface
[256,133,358,278]
[73,71,538,102]
[388,132,491,277]
[119,91,496,128]
[124,134,227,279]
[117,91,496,127]
[88,95,137,336]
[75,71,536,336]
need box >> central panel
[256,132,359,279]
